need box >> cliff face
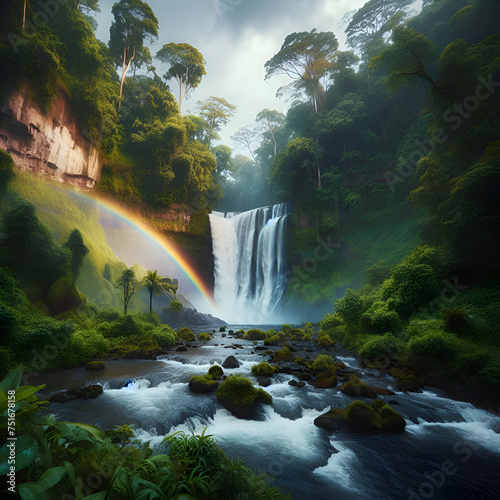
[0,88,100,188]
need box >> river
[34,327,500,500]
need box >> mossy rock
[345,400,377,432]
[219,326,226,332]
[251,361,276,377]
[189,375,218,394]
[216,375,268,418]
[340,376,377,398]
[314,374,337,388]
[208,365,224,380]
[314,408,347,432]
[177,327,195,342]
[343,400,406,433]
[198,332,211,341]
[256,388,272,405]
[176,345,188,352]
[376,403,406,432]
[390,367,423,392]
[86,361,105,371]
[46,278,84,316]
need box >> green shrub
[316,331,335,346]
[407,332,458,363]
[264,335,280,346]
[334,289,364,323]
[319,314,344,331]
[312,354,336,372]
[370,307,402,334]
[0,346,12,376]
[50,329,108,369]
[170,300,183,312]
[97,309,121,323]
[382,263,440,317]
[198,332,212,341]
[135,311,161,326]
[251,362,276,377]
[479,361,500,387]
[151,325,178,348]
[272,346,295,362]
[177,327,195,342]
[366,261,391,285]
[358,334,403,360]
[109,315,143,338]
[406,318,445,337]
[243,329,266,340]
[450,350,490,380]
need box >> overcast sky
[94,0,417,154]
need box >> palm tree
[143,270,179,312]
[143,270,162,313]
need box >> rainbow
[80,191,215,307]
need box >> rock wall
[0,87,100,188]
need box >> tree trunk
[149,289,153,313]
[178,76,183,112]
[119,45,136,110]
[23,0,27,29]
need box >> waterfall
[209,203,293,323]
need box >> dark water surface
[34,328,500,500]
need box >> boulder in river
[314,408,347,432]
[222,355,240,368]
[216,375,271,418]
[208,365,224,380]
[340,375,376,398]
[315,400,405,433]
[189,375,218,394]
[49,384,103,403]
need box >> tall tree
[63,229,89,283]
[109,0,159,109]
[77,0,101,30]
[141,270,178,312]
[196,96,237,133]
[115,267,138,315]
[142,269,161,312]
[255,109,286,157]
[265,29,339,112]
[369,26,444,96]
[344,0,413,56]
[231,125,260,163]
[156,43,206,112]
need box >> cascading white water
[209,203,293,323]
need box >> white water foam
[313,440,363,493]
